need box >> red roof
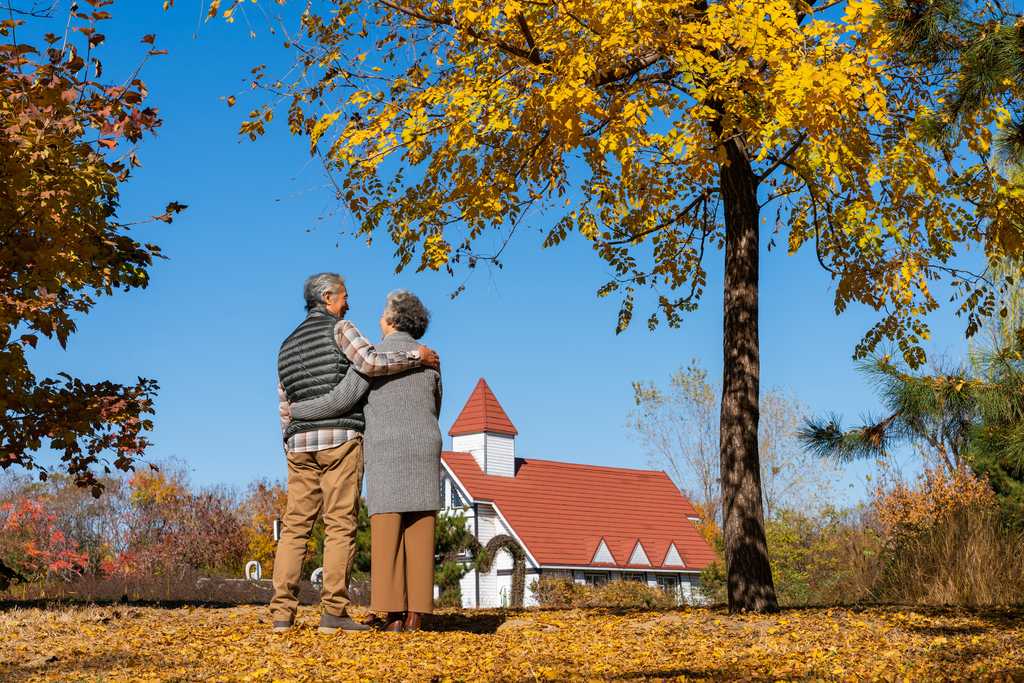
[442,452,719,571]
[448,378,518,437]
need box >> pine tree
[879,0,1024,164]
[799,342,1024,529]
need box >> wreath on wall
[439,533,527,608]
[479,535,527,608]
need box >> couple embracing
[271,273,443,634]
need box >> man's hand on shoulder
[418,345,440,371]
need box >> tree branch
[602,189,715,246]
[0,2,59,17]
[514,12,540,63]
[592,48,663,87]
[756,132,809,183]
[375,0,546,66]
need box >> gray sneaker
[272,620,292,633]
[319,612,371,634]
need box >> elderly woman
[290,289,442,633]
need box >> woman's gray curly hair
[384,289,431,339]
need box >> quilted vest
[278,306,365,439]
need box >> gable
[662,543,685,567]
[591,540,615,564]
[627,541,650,566]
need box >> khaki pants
[270,438,363,622]
[370,511,436,614]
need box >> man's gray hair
[303,273,346,311]
[384,289,431,340]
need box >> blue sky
[18,1,987,504]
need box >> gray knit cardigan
[290,331,443,516]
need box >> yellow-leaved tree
[208,0,1024,612]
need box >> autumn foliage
[872,462,997,541]
[4,603,1024,682]
[241,478,289,575]
[0,462,277,595]
[865,459,1024,606]
[0,1,184,494]
[0,498,88,584]
[113,466,249,579]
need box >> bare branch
[756,132,809,183]
[0,2,59,18]
[602,189,715,246]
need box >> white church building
[439,378,720,608]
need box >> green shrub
[697,560,727,605]
[766,505,883,606]
[433,510,485,605]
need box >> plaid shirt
[279,319,421,453]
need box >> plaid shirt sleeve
[278,380,291,441]
[334,320,421,376]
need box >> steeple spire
[448,378,518,437]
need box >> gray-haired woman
[290,289,442,632]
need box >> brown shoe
[384,612,406,633]
[404,612,422,632]
[362,613,386,629]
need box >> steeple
[449,378,517,477]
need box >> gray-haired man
[272,273,439,634]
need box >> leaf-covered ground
[1,604,1023,682]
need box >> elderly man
[272,273,439,634]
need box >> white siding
[628,542,651,566]
[459,571,476,608]
[592,540,614,564]
[680,574,701,604]
[451,432,515,477]
[476,503,497,544]
[478,565,499,607]
[663,543,684,567]
[523,571,540,608]
[459,502,537,608]
[483,433,515,477]
[452,433,487,472]
[474,504,499,606]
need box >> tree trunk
[718,137,779,614]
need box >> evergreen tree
[799,344,1024,529]
[880,0,1024,164]
[433,510,485,606]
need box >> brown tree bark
[718,134,780,614]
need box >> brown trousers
[369,511,437,614]
[270,438,363,621]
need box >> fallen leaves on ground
[1,603,1022,681]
